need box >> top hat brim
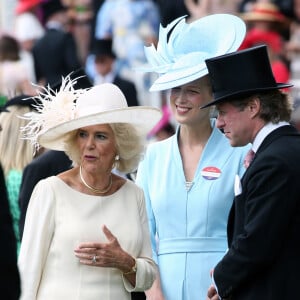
[201,83,292,108]
[3,94,38,110]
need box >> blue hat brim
[146,14,246,91]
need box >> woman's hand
[74,224,135,273]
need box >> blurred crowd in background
[0,0,300,115]
[2,1,300,299]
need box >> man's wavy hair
[231,90,292,123]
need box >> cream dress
[18,176,156,300]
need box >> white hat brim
[38,106,162,151]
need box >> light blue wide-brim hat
[138,14,246,91]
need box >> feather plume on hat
[21,74,87,150]
[20,75,161,152]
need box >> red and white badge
[201,166,221,180]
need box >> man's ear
[248,97,260,118]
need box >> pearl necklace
[79,165,113,194]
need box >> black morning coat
[32,27,81,87]
[214,125,300,300]
[113,75,139,107]
[19,150,72,240]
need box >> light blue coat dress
[136,121,250,300]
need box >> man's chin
[229,140,239,147]
[230,140,247,148]
[224,135,242,147]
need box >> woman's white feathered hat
[138,14,247,91]
[22,77,162,151]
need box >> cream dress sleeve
[121,181,157,292]
[18,178,56,300]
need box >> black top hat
[42,0,67,22]
[91,39,116,58]
[202,45,292,108]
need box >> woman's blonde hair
[64,123,145,173]
[0,105,34,176]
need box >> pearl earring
[115,154,120,161]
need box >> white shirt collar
[252,121,289,153]
[94,72,115,85]
[46,21,64,30]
